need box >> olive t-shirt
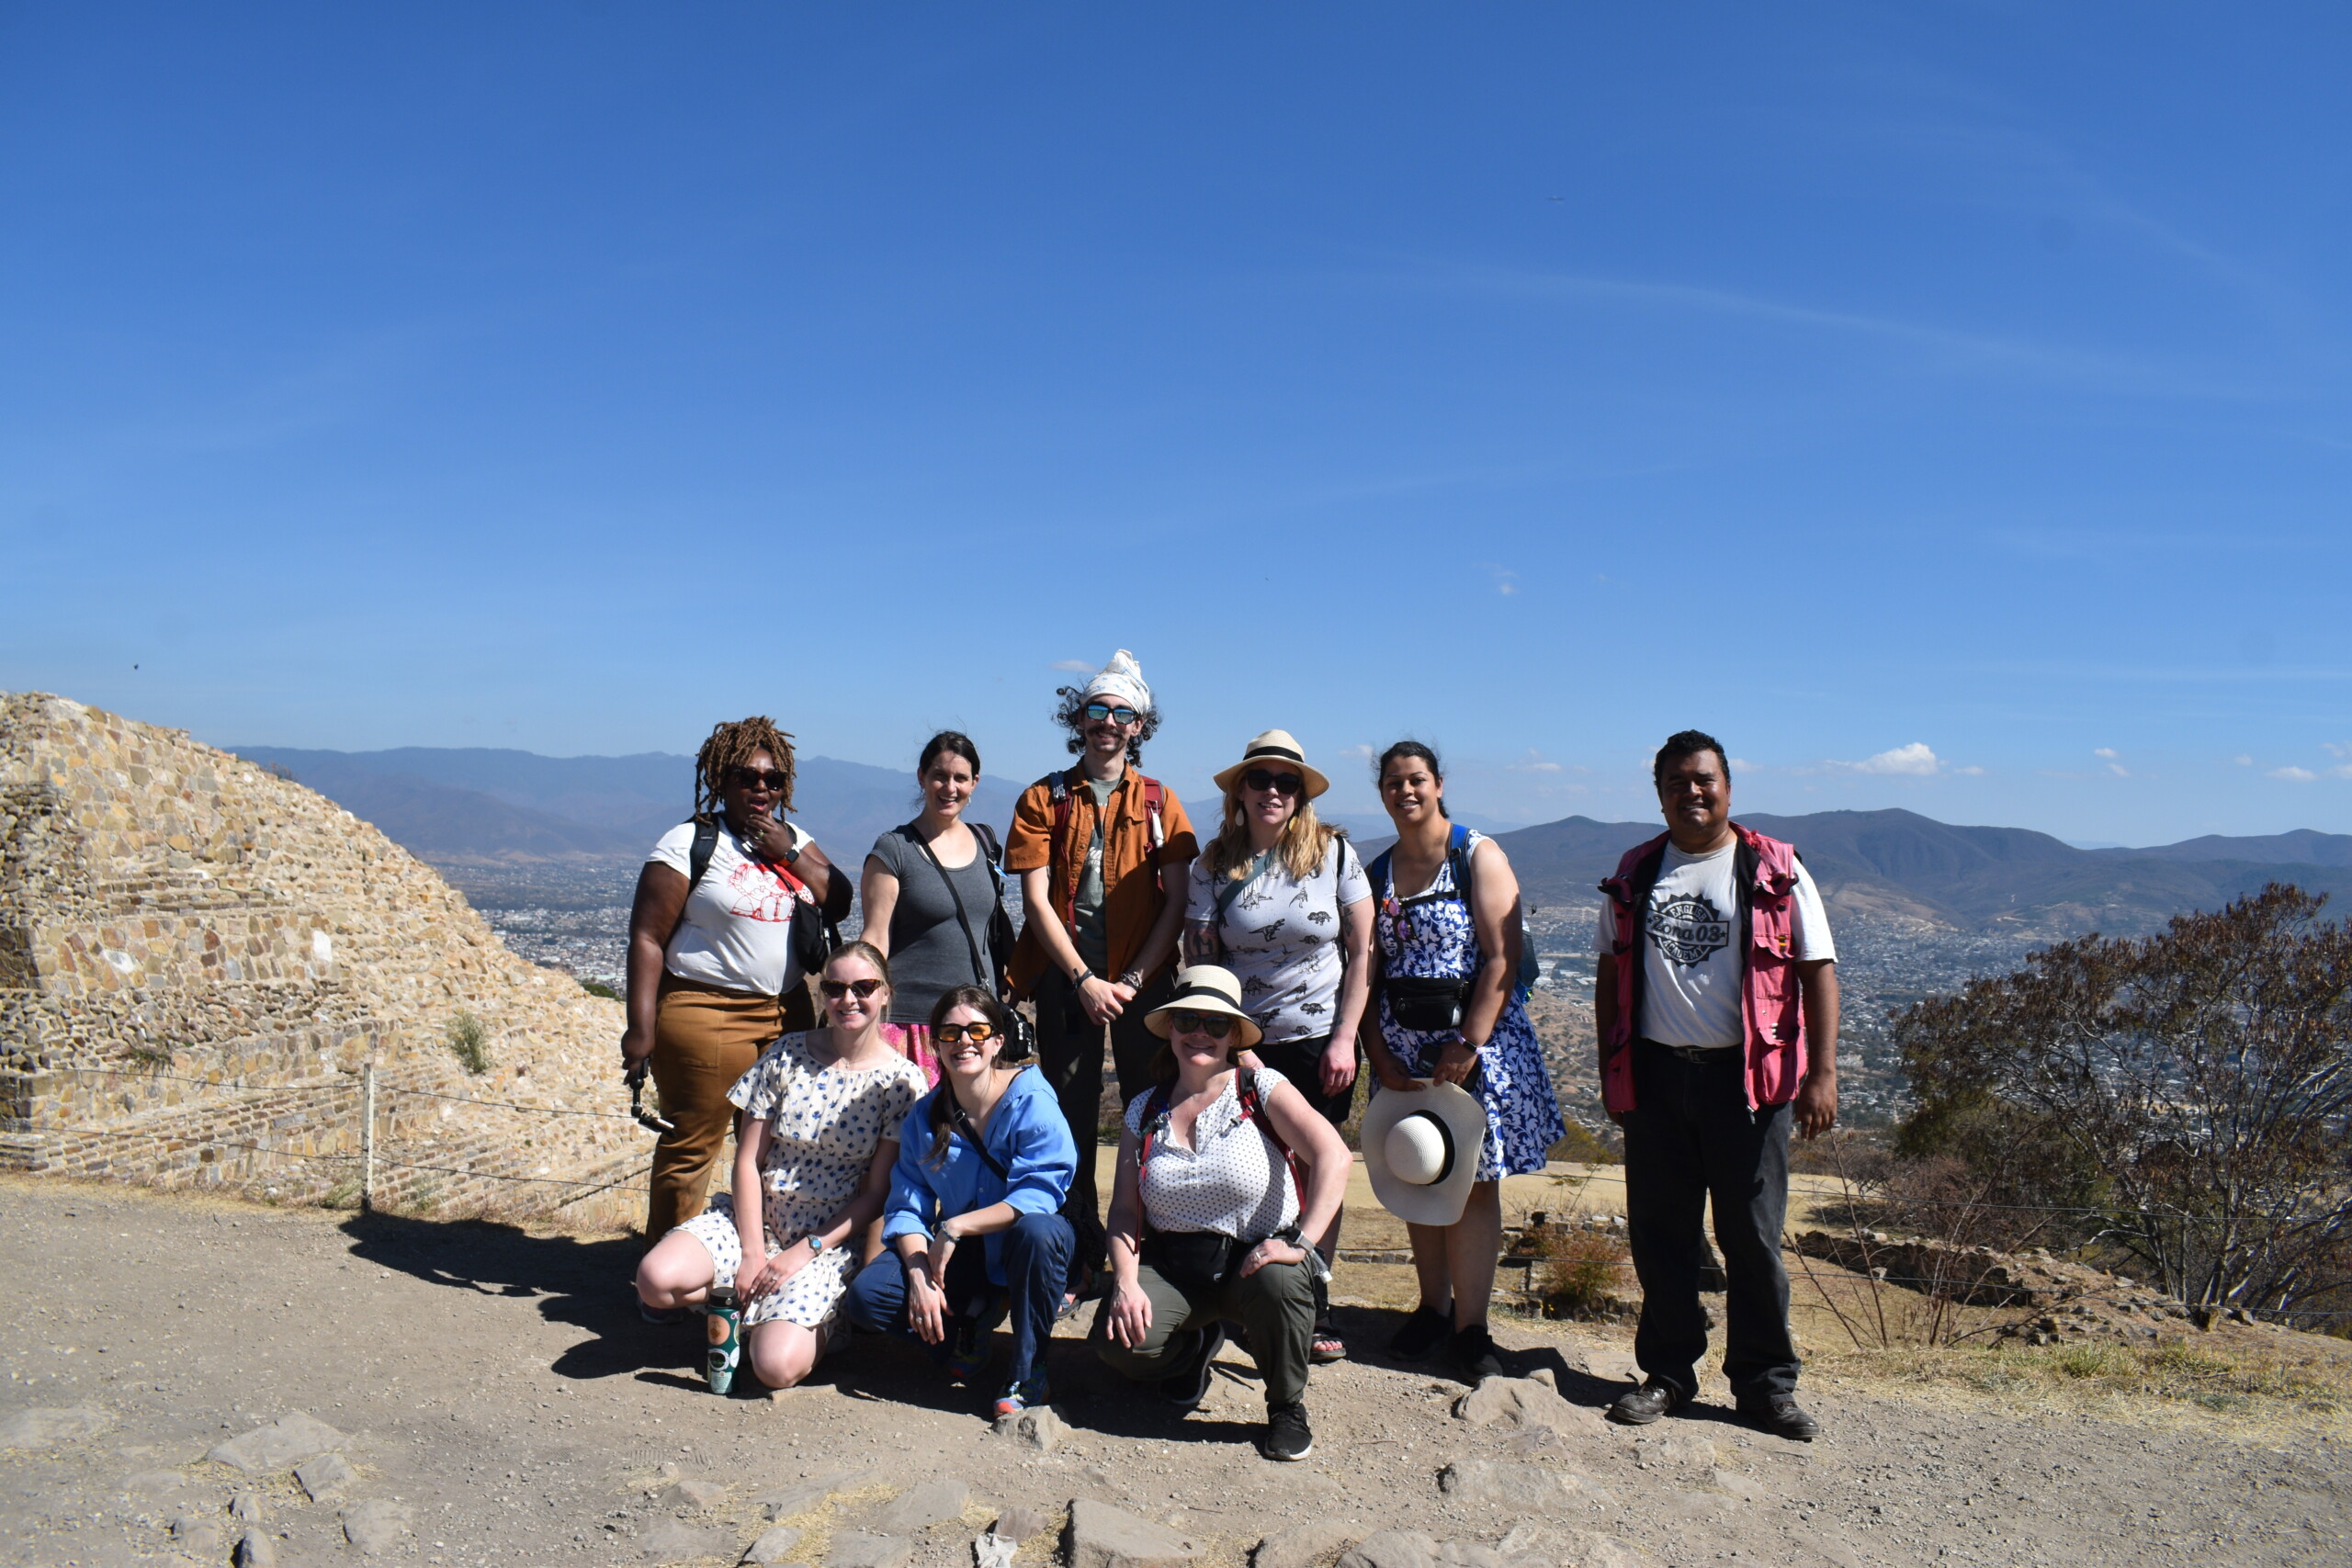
[867,825,1002,1024]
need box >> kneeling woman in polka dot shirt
[1091,965,1351,1463]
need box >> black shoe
[1260,1400,1314,1461]
[1387,1306,1450,1361]
[1607,1378,1690,1426]
[1448,1324,1504,1382]
[1740,1393,1820,1442]
[1159,1322,1227,1410]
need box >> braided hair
[693,716,797,821]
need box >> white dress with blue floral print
[1371,831,1566,1180]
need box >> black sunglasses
[1169,1010,1236,1040]
[820,977,886,999]
[727,767,789,791]
[933,1022,999,1044]
[1241,768,1305,795]
[1082,703,1140,726]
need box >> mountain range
[233,744,2352,935]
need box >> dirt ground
[3,1175,2348,1568]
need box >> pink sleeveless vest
[1599,824,1808,1113]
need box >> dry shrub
[1539,1225,1631,1316]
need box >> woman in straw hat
[1090,965,1351,1462]
[1361,740,1566,1382]
[1182,729,1371,1362]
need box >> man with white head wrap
[1005,650,1199,1277]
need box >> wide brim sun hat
[1361,1079,1487,1227]
[1143,964,1265,1052]
[1212,729,1330,801]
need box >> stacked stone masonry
[0,691,650,1228]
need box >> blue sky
[4,4,2348,844]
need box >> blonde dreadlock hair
[693,716,797,822]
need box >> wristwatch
[806,1232,828,1256]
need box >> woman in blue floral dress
[1362,741,1566,1381]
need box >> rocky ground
[3,1177,2348,1568]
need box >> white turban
[1080,649,1153,714]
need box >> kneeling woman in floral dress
[634,941,928,1389]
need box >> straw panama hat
[1362,1079,1487,1226]
[1212,729,1331,800]
[1143,964,1265,1051]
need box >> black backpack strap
[946,1096,1013,1182]
[687,816,721,890]
[915,825,994,989]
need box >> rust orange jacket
[1003,766,1197,993]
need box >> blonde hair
[1204,790,1336,885]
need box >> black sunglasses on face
[728,767,790,791]
[934,1022,999,1044]
[1169,1010,1235,1040]
[1082,703,1139,726]
[820,978,886,999]
[1241,769,1305,795]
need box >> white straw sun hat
[1361,1079,1487,1226]
[1143,964,1265,1052]
[1212,729,1331,800]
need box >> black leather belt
[1644,1039,1741,1064]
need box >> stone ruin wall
[0,691,654,1231]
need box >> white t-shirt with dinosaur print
[1184,836,1370,1044]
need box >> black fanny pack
[1142,1224,1303,1296]
[1385,975,1472,1032]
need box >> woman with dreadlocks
[621,716,855,1270]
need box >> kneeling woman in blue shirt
[843,985,1078,1416]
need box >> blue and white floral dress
[1371,831,1566,1180]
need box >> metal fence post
[360,1065,377,1213]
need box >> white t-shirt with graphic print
[648,818,816,997]
[1590,840,1835,1048]
[1184,835,1371,1044]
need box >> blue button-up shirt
[881,1065,1078,1286]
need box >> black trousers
[1034,964,1175,1263]
[1621,1043,1799,1404]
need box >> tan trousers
[644,977,785,1241]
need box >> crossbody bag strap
[945,1096,1013,1182]
[915,825,992,988]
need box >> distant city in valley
[235,742,2352,1130]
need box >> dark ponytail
[1375,739,1450,818]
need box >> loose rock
[1499,1525,1650,1568]
[1453,1376,1591,1437]
[296,1450,356,1501]
[232,1527,276,1568]
[0,1404,114,1449]
[660,1477,730,1510]
[122,1468,186,1496]
[994,1404,1065,1451]
[1068,1498,1201,1568]
[875,1478,968,1533]
[209,1411,346,1473]
[993,1506,1054,1544]
[231,1491,267,1523]
[170,1515,225,1556]
[828,1529,913,1568]
[743,1525,803,1564]
[1436,1461,1614,1510]
[1254,1520,1362,1568]
[1710,1467,1762,1501]
[1628,1431,1714,1470]
[342,1498,413,1556]
[1337,1531,1437,1568]
[761,1471,871,1521]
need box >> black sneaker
[1607,1378,1690,1426]
[1260,1400,1314,1461]
[1448,1324,1504,1381]
[1739,1393,1820,1442]
[1159,1322,1227,1410]
[1386,1305,1450,1361]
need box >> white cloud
[1729,757,1756,773]
[1837,742,1941,776]
[1335,743,1375,761]
[2324,741,2351,758]
[2268,766,2318,783]
[1048,658,1093,672]
[1486,565,1520,596]
[2093,748,2120,760]
[1952,764,1986,776]
[2232,754,2254,766]
[1507,748,1562,773]
[2332,765,2352,781]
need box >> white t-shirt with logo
[1590,840,1835,1048]
[648,819,817,998]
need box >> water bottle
[705,1287,742,1394]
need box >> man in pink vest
[1594,730,1839,1441]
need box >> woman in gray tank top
[860,731,1010,1087]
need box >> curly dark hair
[693,716,797,821]
[1053,686,1160,767]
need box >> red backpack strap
[1140,774,1167,854]
[1135,1085,1172,1182]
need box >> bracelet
[1071,966,1091,987]
[1116,969,1144,989]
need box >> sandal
[1057,1262,1096,1320]
[1309,1319,1347,1364]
